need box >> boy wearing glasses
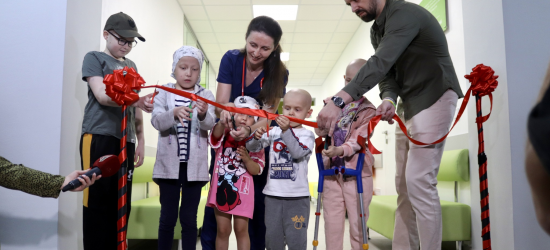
[80,12,153,249]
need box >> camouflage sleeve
[0,156,64,198]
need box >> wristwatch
[331,96,345,109]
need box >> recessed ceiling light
[280,52,289,61]
[253,5,298,21]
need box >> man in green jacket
[0,156,100,198]
[317,0,463,249]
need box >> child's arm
[151,89,177,132]
[279,126,315,160]
[88,76,154,112]
[134,109,145,168]
[196,90,216,130]
[211,121,226,142]
[236,146,265,175]
[246,127,270,153]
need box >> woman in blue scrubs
[200,15,288,250]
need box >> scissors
[231,115,237,130]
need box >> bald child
[316,59,377,250]
[344,59,368,85]
[247,89,316,250]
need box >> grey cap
[104,12,145,42]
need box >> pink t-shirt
[206,129,265,219]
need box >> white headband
[171,46,204,85]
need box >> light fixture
[253,5,298,21]
[280,52,290,62]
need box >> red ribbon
[104,66,146,106]
[367,64,498,154]
[142,85,318,137]
[106,64,497,155]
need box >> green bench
[127,157,208,239]
[367,149,471,249]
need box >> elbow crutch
[312,135,369,250]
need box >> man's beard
[355,1,378,22]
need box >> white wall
[500,0,550,249]
[101,0,187,151]
[461,0,550,249]
[0,7,189,249]
[461,1,514,249]
[0,1,68,249]
[58,0,103,249]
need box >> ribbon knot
[465,64,499,97]
[104,66,146,106]
[465,64,498,124]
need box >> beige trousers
[392,90,458,250]
[322,174,373,250]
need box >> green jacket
[0,156,64,198]
[343,0,463,120]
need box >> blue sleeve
[216,50,237,84]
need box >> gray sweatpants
[265,195,310,250]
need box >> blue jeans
[157,162,206,250]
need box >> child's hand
[230,126,251,141]
[236,146,251,163]
[219,110,233,129]
[194,100,208,120]
[133,92,155,113]
[173,105,192,125]
[276,116,290,131]
[314,127,327,137]
[255,126,267,140]
[322,146,344,158]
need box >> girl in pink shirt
[206,96,265,249]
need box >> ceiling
[177,0,363,87]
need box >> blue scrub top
[214,49,289,188]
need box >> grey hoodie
[151,83,215,181]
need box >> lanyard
[242,57,264,97]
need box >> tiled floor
[130,200,468,250]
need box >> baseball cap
[234,96,260,122]
[104,12,145,42]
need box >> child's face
[174,56,200,91]
[344,66,361,86]
[234,112,256,127]
[104,30,134,59]
[282,94,312,127]
[245,31,276,67]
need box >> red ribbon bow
[465,64,498,123]
[104,66,146,106]
[465,64,499,97]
